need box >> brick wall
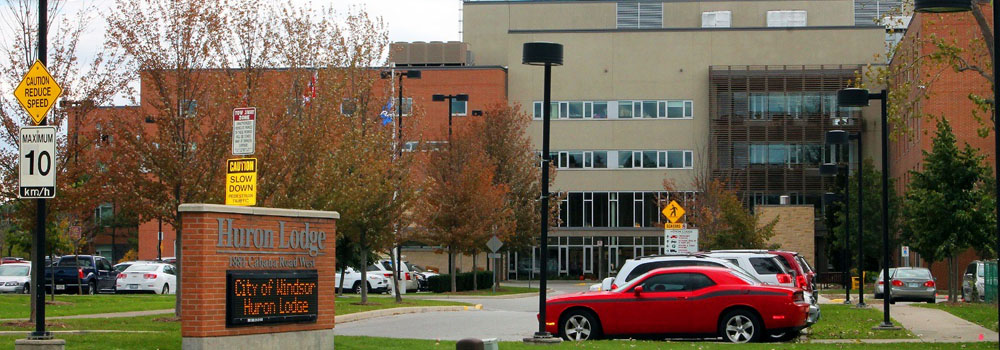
[179,205,337,338]
[757,205,816,267]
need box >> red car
[541,266,810,343]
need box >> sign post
[225,158,257,206]
[487,236,503,293]
[901,246,910,267]
[232,107,256,156]
[662,201,697,253]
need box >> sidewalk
[815,295,998,343]
[0,309,174,322]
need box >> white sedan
[116,263,177,294]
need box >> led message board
[226,270,318,327]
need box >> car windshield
[56,258,93,267]
[125,265,159,272]
[0,265,29,276]
[892,269,930,279]
[749,257,784,275]
[796,256,815,273]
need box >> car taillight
[891,280,903,287]
[143,274,157,280]
[796,275,807,288]
[878,280,884,285]
[384,273,393,279]
[924,280,935,288]
[117,274,126,279]
[793,291,804,303]
[405,273,411,281]
[776,274,792,284]
[78,268,84,279]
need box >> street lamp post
[912,0,997,339]
[826,129,866,307]
[820,162,851,304]
[838,88,897,329]
[522,41,563,343]
[380,68,420,302]
[431,94,470,144]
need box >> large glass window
[619,151,633,168]
[749,93,768,119]
[451,99,467,116]
[593,102,608,119]
[568,101,584,119]
[594,192,609,227]
[667,101,685,118]
[593,151,608,168]
[767,144,786,164]
[568,152,584,168]
[642,101,657,118]
[642,151,658,168]
[667,151,684,168]
[768,93,787,116]
[569,192,584,227]
[619,101,633,118]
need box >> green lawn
[336,337,996,350]
[808,304,915,339]
[0,315,180,350]
[0,295,175,319]
[334,296,470,315]
[913,302,999,332]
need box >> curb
[0,309,175,322]
[406,292,541,300]
[336,305,482,324]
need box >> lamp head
[522,42,564,66]
[914,0,972,13]
[432,94,446,102]
[406,70,421,79]
[837,88,871,107]
[823,192,843,205]
[456,94,469,102]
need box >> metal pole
[31,0,49,339]
[878,90,895,328]
[992,2,999,338]
[844,159,852,304]
[394,74,404,302]
[448,98,453,144]
[857,133,866,308]
[157,219,162,260]
[536,63,552,337]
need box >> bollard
[456,338,485,350]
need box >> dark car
[46,255,118,294]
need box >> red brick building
[68,64,508,262]
[890,8,994,287]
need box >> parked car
[405,262,438,291]
[875,267,936,303]
[45,255,118,294]
[962,260,988,302]
[370,259,419,292]
[0,263,31,294]
[593,254,746,292]
[114,261,152,273]
[705,251,819,326]
[334,267,389,294]
[711,250,817,293]
[542,266,810,342]
[1,257,25,265]
[116,263,177,294]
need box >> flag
[303,71,318,106]
[380,99,395,126]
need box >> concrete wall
[401,248,490,274]
[757,205,816,266]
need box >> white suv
[370,259,419,292]
[705,251,820,327]
[335,267,389,294]
[593,254,748,292]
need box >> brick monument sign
[178,204,338,350]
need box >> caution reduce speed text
[226,158,257,206]
[23,76,54,108]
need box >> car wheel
[161,284,169,295]
[87,282,96,295]
[352,282,362,294]
[22,283,29,295]
[769,329,801,342]
[720,309,763,343]
[560,309,600,341]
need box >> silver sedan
[875,267,937,303]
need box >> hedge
[427,271,494,293]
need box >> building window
[617,2,662,29]
[451,99,467,116]
[179,99,197,119]
[618,100,633,118]
[340,98,356,116]
[767,10,807,27]
[702,11,732,28]
[394,97,413,116]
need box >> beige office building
[458,0,889,278]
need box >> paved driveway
[335,280,591,341]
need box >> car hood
[0,276,30,283]
[547,290,616,303]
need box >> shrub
[427,271,494,293]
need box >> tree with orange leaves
[417,121,511,293]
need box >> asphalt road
[334,280,592,341]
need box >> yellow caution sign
[662,200,686,223]
[664,223,685,229]
[14,60,63,125]
[226,158,257,206]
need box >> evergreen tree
[826,158,901,273]
[901,117,996,302]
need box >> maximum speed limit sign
[19,126,56,198]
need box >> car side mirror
[965,273,974,277]
[633,286,644,297]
